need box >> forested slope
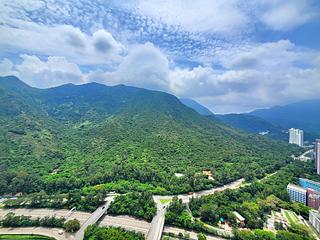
[0,76,300,195]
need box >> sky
[0,0,320,113]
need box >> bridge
[146,203,167,240]
[74,196,114,240]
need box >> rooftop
[233,211,245,221]
[300,178,320,186]
[287,183,307,192]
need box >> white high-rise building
[315,139,320,175]
[289,128,304,147]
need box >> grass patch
[284,210,300,225]
[160,199,172,204]
[0,235,55,240]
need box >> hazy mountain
[215,114,288,141]
[180,98,214,116]
[0,76,298,194]
[250,99,320,138]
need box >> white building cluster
[289,128,304,147]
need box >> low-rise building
[287,183,307,204]
[233,211,245,227]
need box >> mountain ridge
[0,76,299,195]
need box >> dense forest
[108,191,157,220]
[0,76,301,196]
[84,225,144,240]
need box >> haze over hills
[215,114,288,141]
[250,100,320,136]
[179,98,214,116]
[0,76,298,195]
[181,96,320,142]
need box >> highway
[0,208,91,225]
[0,227,74,240]
[74,196,114,240]
[146,203,167,240]
[100,215,150,235]
[0,178,245,240]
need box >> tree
[64,219,80,232]
[197,233,207,240]
[200,204,218,224]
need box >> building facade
[307,189,320,210]
[310,210,320,233]
[287,183,307,204]
[315,139,320,175]
[289,128,304,147]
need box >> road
[146,204,167,240]
[0,178,245,240]
[294,149,313,161]
[163,226,225,240]
[154,178,245,204]
[0,227,74,240]
[100,215,150,235]
[0,208,91,225]
[74,196,114,240]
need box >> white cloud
[2,40,320,113]
[137,0,249,34]
[255,0,319,31]
[0,59,16,76]
[0,19,125,66]
[0,55,85,88]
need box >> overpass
[146,203,167,240]
[74,196,114,240]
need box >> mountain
[215,114,288,141]
[0,76,299,195]
[180,98,214,116]
[250,99,320,140]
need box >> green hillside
[0,76,300,195]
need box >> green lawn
[160,199,172,204]
[0,235,55,240]
[283,209,300,225]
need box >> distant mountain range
[0,76,296,194]
[215,114,288,141]
[181,97,320,142]
[250,100,320,137]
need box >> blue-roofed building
[299,178,320,192]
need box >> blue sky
[0,0,320,113]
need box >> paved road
[294,149,313,161]
[74,196,114,240]
[0,227,74,240]
[100,215,150,235]
[154,178,245,204]
[0,208,91,225]
[0,178,245,240]
[146,204,167,240]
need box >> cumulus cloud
[0,20,125,66]
[0,55,85,88]
[1,40,320,113]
